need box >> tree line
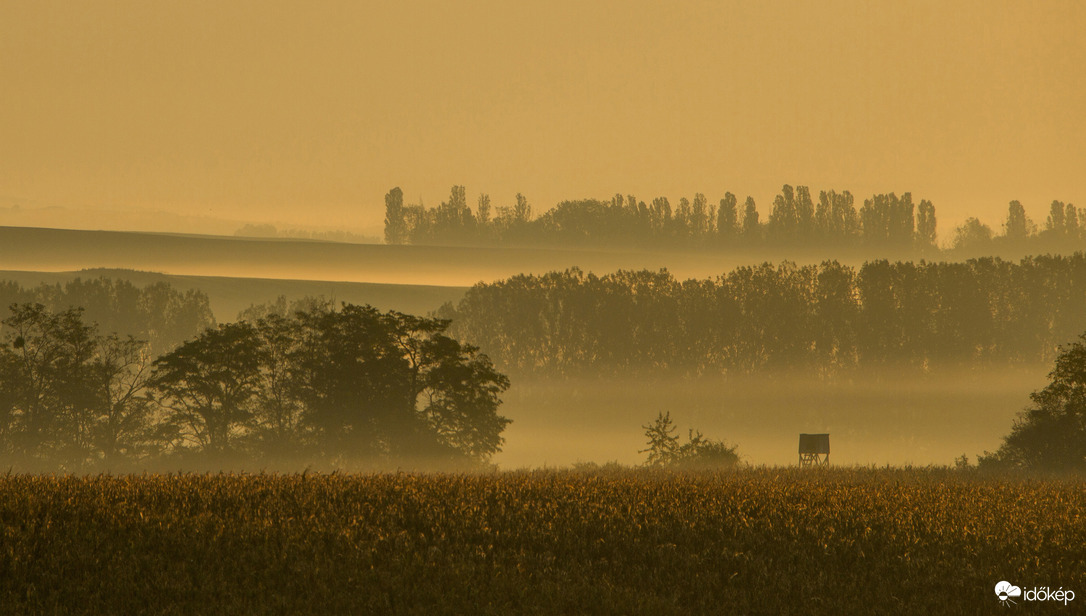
[0,301,509,472]
[439,254,1086,376]
[951,199,1086,254]
[384,184,937,251]
[384,184,1078,253]
[0,276,214,355]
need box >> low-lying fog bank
[493,365,1050,468]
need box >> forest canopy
[0,301,510,472]
[0,276,214,354]
[440,254,1086,376]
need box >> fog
[0,225,1073,472]
[0,225,929,288]
[495,366,1050,469]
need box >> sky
[1,0,1084,238]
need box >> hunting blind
[799,433,830,467]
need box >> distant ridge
[0,225,795,287]
[0,267,467,322]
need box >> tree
[411,332,511,461]
[248,313,309,459]
[768,185,799,243]
[982,334,1086,471]
[795,185,815,242]
[431,185,475,244]
[641,412,678,466]
[717,193,739,241]
[690,193,710,238]
[952,217,993,251]
[0,303,97,465]
[916,199,937,248]
[477,193,492,225]
[674,197,693,238]
[384,187,407,245]
[1066,203,1081,240]
[640,411,739,469]
[1045,200,1066,235]
[816,190,858,244]
[513,193,532,223]
[741,196,760,241]
[650,197,672,235]
[1002,200,1033,241]
[280,304,511,464]
[149,322,264,457]
[89,334,157,465]
[0,348,20,458]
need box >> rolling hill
[0,268,466,323]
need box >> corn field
[0,468,1082,614]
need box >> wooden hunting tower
[798,433,830,467]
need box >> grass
[0,468,1082,615]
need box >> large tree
[288,305,510,463]
[147,302,512,466]
[0,304,97,465]
[88,334,157,465]
[1002,200,1033,241]
[0,303,162,469]
[149,322,264,456]
[982,335,1086,471]
[384,186,407,245]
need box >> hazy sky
[2,0,1084,237]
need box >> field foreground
[0,469,1082,615]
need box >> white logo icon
[995,581,1022,606]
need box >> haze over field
[2,4,1084,612]
[0,225,926,288]
[1,2,1084,473]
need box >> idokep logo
[995,581,1022,606]
[995,581,1075,607]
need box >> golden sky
[1,0,1083,236]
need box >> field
[0,225,912,288]
[1,469,1082,615]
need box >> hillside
[0,268,465,323]
[0,225,906,287]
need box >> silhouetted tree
[916,199,937,249]
[384,187,407,245]
[248,313,309,459]
[149,322,264,457]
[1003,200,1033,241]
[741,196,760,241]
[641,411,678,466]
[982,335,1086,471]
[1065,203,1080,240]
[640,411,739,469]
[816,190,858,244]
[0,304,160,469]
[690,193,711,238]
[90,334,157,465]
[286,304,510,463]
[0,304,97,466]
[429,185,475,244]
[1045,200,1066,235]
[476,193,492,225]
[768,185,800,244]
[717,193,739,242]
[953,218,994,251]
